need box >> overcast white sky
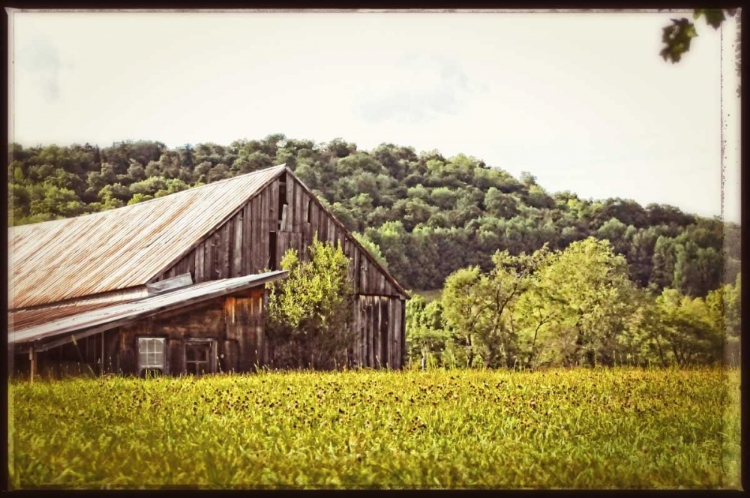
[10,11,741,223]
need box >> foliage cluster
[660,9,738,63]
[8,136,740,298]
[407,238,741,369]
[9,368,740,489]
[266,236,354,370]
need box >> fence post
[29,347,36,384]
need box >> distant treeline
[8,135,740,298]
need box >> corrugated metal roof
[10,271,288,347]
[9,165,287,310]
[9,287,150,332]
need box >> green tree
[352,232,389,270]
[528,238,637,367]
[266,236,354,370]
[405,295,451,368]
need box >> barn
[8,164,409,379]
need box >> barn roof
[10,271,288,351]
[9,165,287,310]
[9,162,409,311]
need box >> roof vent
[146,273,194,295]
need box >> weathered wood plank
[352,298,359,368]
[233,211,243,277]
[387,298,395,368]
[232,296,258,372]
[309,200,319,242]
[367,297,375,367]
[285,173,294,232]
[187,250,196,281]
[168,339,183,375]
[260,189,269,269]
[360,256,367,294]
[252,197,260,273]
[280,205,288,233]
[374,296,381,368]
[194,244,204,283]
[353,249,360,294]
[221,340,238,373]
[380,298,389,369]
[269,178,279,232]
[292,183,300,233]
[242,203,251,275]
[218,220,231,279]
[203,237,213,282]
[211,232,220,280]
[399,299,406,369]
[319,204,328,241]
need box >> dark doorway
[184,340,216,376]
[269,231,278,270]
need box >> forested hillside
[8,134,740,298]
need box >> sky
[10,11,741,223]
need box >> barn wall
[155,170,408,370]
[100,288,266,375]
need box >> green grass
[8,367,741,489]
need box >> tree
[352,232,389,270]
[441,247,550,368]
[660,9,738,63]
[484,187,519,219]
[266,236,354,370]
[654,288,723,366]
[405,295,451,368]
[527,238,637,367]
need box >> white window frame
[137,337,167,375]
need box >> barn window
[185,340,216,376]
[137,337,166,376]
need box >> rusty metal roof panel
[9,165,287,310]
[9,270,288,346]
[9,287,149,332]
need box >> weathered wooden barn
[8,164,409,379]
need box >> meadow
[8,367,741,489]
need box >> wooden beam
[100,331,105,376]
[29,347,36,384]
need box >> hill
[8,134,740,298]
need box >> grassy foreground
[8,367,741,489]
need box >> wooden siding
[101,289,265,376]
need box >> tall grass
[8,367,741,489]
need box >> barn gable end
[154,167,409,369]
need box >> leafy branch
[660,9,738,63]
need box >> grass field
[8,367,741,489]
